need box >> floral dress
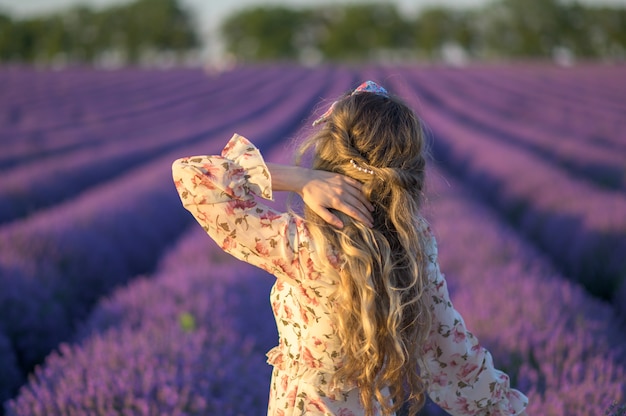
[172,134,529,416]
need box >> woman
[172,81,529,416]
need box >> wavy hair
[296,90,432,416]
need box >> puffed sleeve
[172,133,306,283]
[418,227,529,415]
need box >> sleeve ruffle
[477,387,528,416]
[221,133,273,201]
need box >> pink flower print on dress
[454,396,472,414]
[421,338,435,355]
[303,257,322,280]
[453,324,467,343]
[190,205,209,223]
[225,198,255,215]
[305,397,327,413]
[458,362,480,381]
[448,353,464,369]
[312,336,327,353]
[431,371,449,387]
[191,172,218,191]
[280,373,289,392]
[220,236,237,252]
[297,285,320,307]
[286,387,298,408]
[271,258,297,280]
[200,161,221,178]
[283,304,294,320]
[302,347,323,369]
[255,239,270,256]
[299,303,313,325]
[259,210,283,227]
[271,300,281,315]
[221,137,239,154]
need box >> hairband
[312,80,389,126]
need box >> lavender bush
[6,237,276,415]
[411,68,626,190]
[0,155,189,371]
[0,66,318,224]
[5,310,268,415]
[462,66,626,152]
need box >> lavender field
[1,63,625,415]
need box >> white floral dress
[172,134,529,416]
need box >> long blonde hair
[297,90,432,416]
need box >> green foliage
[0,0,198,65]
[316,4,412,61]
[414,6,475,57]
[221,6,309,61]
[3,0,626,65]
[220,0,626,63]
[221,3,412,63]
[178,312,197,333]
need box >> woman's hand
[301,170,374,229]
[267,163,373,228]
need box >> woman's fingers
[302,170,375,228]
[335,192,373,227]
[326,177,373,227]
[318,207,344,229]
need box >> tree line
[1,0,625,66]
[221,0,626,64]
[0,0,198,66]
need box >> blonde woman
[172,81,529,416]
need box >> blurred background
[1,0,625,69]
[1,1,626,415]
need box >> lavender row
[5,262,275,416]
[462,66,626,153]
[475,64,626,115]
[384,70,626,302]
[0,67,307,225]
[0,67,263,170]
[422,168,625,415]
[0,68,203,136]
[441,67,626,169]
[461,64,626,118]
[411,68,626,190]
[0,66,339,393]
